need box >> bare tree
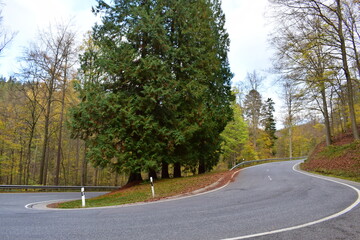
[0,3,16,55]
[269,0,360,142]
[282,78,304,158]
[54,24,77,186]
[342,0,360,79]
[17,78,43,185]
[245,70,264,92]
[333,0,359,139]
[21,23,77,185]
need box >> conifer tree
[70,0,233,183]
[262,98,277,155]
[243,89,262,151]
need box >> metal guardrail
[0,185,120,191]
[1,157,307,190]
[230,156,307,171]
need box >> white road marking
[221,162,360,240]
[268,175,272,181]
[25,199,75,209]
[26,161,360,239]
[25,169,243,211]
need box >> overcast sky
[0,0,281,120]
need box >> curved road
[1,161,359,240]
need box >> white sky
[0,0,281,123]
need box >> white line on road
[25,199,76,209]
[268,176,272,181]
[222,162,360,240]
[25,169,242,211]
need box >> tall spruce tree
[243,89,262,151]
[70,0,233,183]
[262,98,277,155]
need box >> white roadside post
[150,177,155,198]
[81,187,86,207]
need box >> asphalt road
[1,161,359,240]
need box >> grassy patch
[319,140,360,159]
[56,171,228,209]
[301,166,360,183]
[302,139,360,182]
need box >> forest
[0,0,360,186]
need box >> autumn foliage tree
[221,101,248,168]
[269,0,360,145]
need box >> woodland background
[1,0,360,186]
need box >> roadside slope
[302,126,360,182]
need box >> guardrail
[1,157,307,190]
[230,156,307,171]
[0,185,120,191]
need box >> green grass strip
[56,171,227,209]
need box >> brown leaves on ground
[302,126,360,177]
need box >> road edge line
[221,161,360,240]
[25,169,242,211]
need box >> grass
[56,170,229,209]
[319,140,360,159]
[302,167,360,183]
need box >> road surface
[0,161,359,240]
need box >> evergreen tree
[70,0,233,183]
[243,89,262,151]
[165,0,233,174]
[262,98,277,155]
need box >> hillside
[301,127,360,182]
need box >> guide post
[150,177,155,198]
[81,187,86,207]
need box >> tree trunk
[114,172,119,186]
[320,84,332,146]
[25,130,34,185]
[39,90,53,185]
[54,100,65,185]
[0,142,3,183]
[346,7,360,79]
[289,126,293,159]
[336,0,359,140]
[93,168,98,186]
[43,143,50,185]
[18,144,24,184]
[252,125,257,151]
[75,139,80,185]
[127,170,143,184]
[32,144,39,184]
[173,162,181,178]
[81,144,87,186]
[10,150,14,185]
[161,161,170,179]
[61,160,67,185]
[55,59,68,186]
[148,168,157,180]
[198,159,206,174]
[329,89,335,136]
